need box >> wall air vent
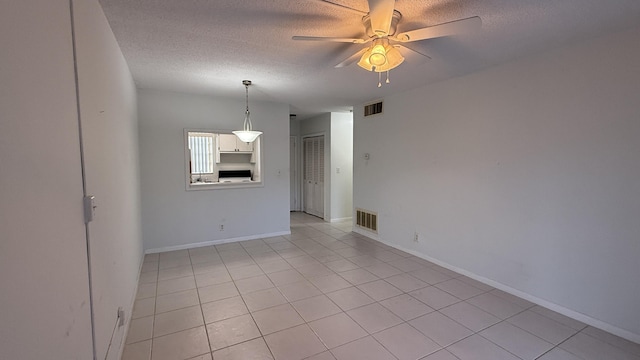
[364,101,383,117]
[356,208,378,233]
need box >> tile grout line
[191,250,215,359]
[221,246,279,360]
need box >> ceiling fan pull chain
[386,70,390,84]
[378,72,382,88]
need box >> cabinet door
[236,139,253,152]
[218,134,238,152]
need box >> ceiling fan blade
[367,0,396,36]
[396,45,431,62]
[292,36,367,44]
[316,0,367,15]
[335,48,368,68]
[394,16,481,42]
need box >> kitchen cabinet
[218,133,254,153]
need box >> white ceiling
[99,0,640,119]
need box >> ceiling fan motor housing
[363,10,402,38]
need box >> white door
[303,135,324,218]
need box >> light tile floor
[123,212,640,360]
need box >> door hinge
[83,195,96,224]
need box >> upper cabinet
[236,139,254,152]
[218,133,254,153]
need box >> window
[188,132,214,174]
[184,129,263,190]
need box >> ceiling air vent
[364,101,383,117]
[356,208,378,233]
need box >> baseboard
[109,252,145,360]
[144,230,292,254]
[352,227,380,241]
[330,217,352,223]
[358,233,640,344]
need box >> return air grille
[364,101,383,116]
[356,208,378,233]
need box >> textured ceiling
[99,0,640,119]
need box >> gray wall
[0,0,142,358]
[353,25,640,341]
[138,89,291,252]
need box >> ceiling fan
[292,0,481,86]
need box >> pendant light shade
[233,128,261,143]
[233,80,262,143]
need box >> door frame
[301,132,326,219]
[289,136,300,211]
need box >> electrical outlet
[414,232,419,243]
[219,224,224,231]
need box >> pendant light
[233,80,262,143]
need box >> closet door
[303,135,324,218]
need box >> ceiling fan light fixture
[357,38,404,73]
[357,49,374,71]
[292,1,480,88]
[382,44,404,70]
[369,40,388,66]
[369,52,387,66]
[232,80,262,143]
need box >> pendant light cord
[244,83,252,131]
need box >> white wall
[290,117,301,136]
[300,113,331,137]
[0,1,93,358]
[0,1,142,358]
[290,118,301,211]
[354,25,640,341]
[138,89,290,251]
[330,112,353,221]
[73,0,143,358]
[299,112,354,221]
